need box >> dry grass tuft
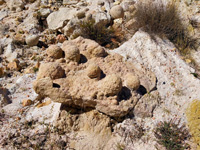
[134,0,197,55]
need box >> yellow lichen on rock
[186,99,200,149]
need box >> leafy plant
[134,0,197,55]
[154,120,190,150]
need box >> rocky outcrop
[33,37,156,117]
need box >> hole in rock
[136,85,147,95]
[117,86,132,101]
[79,54,87,64]
[53,83,60,88]
[37,41,48,48]
[100,71,106,79]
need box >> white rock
[110,5,124,19]
[3,43,17,62]
[47,8,77,30]
[6,0,24,11]
[25,35,39,46]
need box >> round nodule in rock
[125,73,140,91]
[110,5,124,19]
[64,45,80,62]
[46,45,64,59]
[37,62,65,80]
[87,64,101,79]
[25,35,39,46]
[100,74,122,96]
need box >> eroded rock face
[33,37,155,117]
[55,110,112,150]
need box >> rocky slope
[0,0,200,150]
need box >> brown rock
[133,91,160,118]
[62,45,80,62]
[0,67,4,77]
[110,5,124,19]
[22,99,32,107]
[46,45,64,59]
[0,0,5,5]
[37,62,65,80]
[86,64,101,79]
[125,73,140,90]
[7,60,21,71]
[98,74,122,96]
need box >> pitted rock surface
[33,37,156,117]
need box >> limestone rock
[76,10,85,19]
[3,42,17,62]
[46,45,64,59]
[110,5,124,19]
[133,91,160,118]
[7,60,21,71]
[22,99,32,107]
[87,64,101,79]
[47,8,77,30]
[6,0,24,11]
[25,35,39,47]
[55,110,112,150]
[33,37,156,117]
[37,62,65,80]
[62,45,80,62]
[63,37,107,58]
[125,73,140,90]
[98,74,122,96]
[63,0,79,5]
[38,8,51,18]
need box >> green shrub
[154,120,190,150]
[134,0,197,55]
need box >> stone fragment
[56,34,66,43]
[87,64,101,79]
[38,8,51,18]
[76,10,85,19]
[63,0,79,5]
[13,34,25,44]
[37,62,65,80]
[125,73,140,90]
[3,43,17,62]
[25,35,39,47]
[0,67,4,77]
[46,45,64,59]
[62,45,80,62]
[22,99,32,107]
[7,59,21,71]
[133,91,160,118]
[6,0,24,11]
[110,5,124,19]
